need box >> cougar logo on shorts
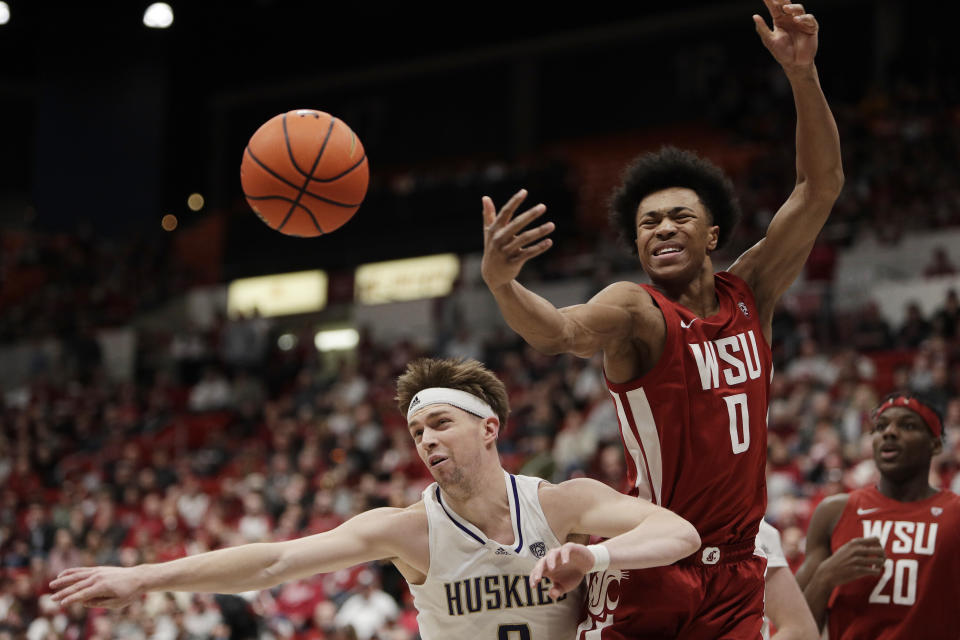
[529,542,546,558]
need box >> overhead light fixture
[314,329,359,352]
[0,3,10,26]
[143,3,174,29]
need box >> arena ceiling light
[314,329,359,352]
[0,3,10,26]
[143,2,174,29]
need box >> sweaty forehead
[637,187,703,216]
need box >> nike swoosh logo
[857,508,880,515]
[680,318,697,329]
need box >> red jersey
[828,487,960,640]
[606,271,771,545]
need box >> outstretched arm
[481,191,658,360]
[795,495,884,630]
[532,478,700,598]
[49,506,425,609]
[730,0,844,322]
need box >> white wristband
[586,544,611,573]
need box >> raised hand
[753,0,819,70]
[480,190,554,291]
[529,542,595,600]
[819,537,886,587]
[49,566,144,609]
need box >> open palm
[754,0,819,69]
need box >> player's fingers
[58,579,105,607]
[49,576,79,591]
[494,189,529,225]
[549,585,562,600]
[500,203,547,237]
[560,544,572,565]
[545,550,558,571]
[51,567,92,588]
[482,196,497,228]
[512,238,553,263]
[856,563,884,576]
[529,563,543,588]
[51,575,97,602]
[783,3,804,14]
[794,13,818,34]
[502,222,555,254]
[753,15,774,45]
[760,0,780,17]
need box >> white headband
[406,387,496,422]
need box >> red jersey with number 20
[606,271,771,545]
[828,487,960,640]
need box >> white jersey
[409,472,583,640]
[756,520,788,640]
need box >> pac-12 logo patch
[738,301,750,318]
[529,542,546,558]
[932,507,943,516]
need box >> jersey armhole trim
[605,287,676,393]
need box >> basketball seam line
[244,148,364,206]
[280,113,366,183]
[246,196,313,221]
[282,113,312,180]
[278,117,335,233]
[313,153,367,183]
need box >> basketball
[240,109,369,237]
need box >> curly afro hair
[610,147,741,251]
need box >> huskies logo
[738,301,750,318]
[529,542,546,558]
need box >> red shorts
[578,546,766,640]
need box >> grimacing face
[871,406,942,481]
[634,187,719,283]
[407,405,496,488]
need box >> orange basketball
[240,109,369,237]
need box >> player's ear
[932,437,943,456]
[706,225,719,252]
[482,416,500,444]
